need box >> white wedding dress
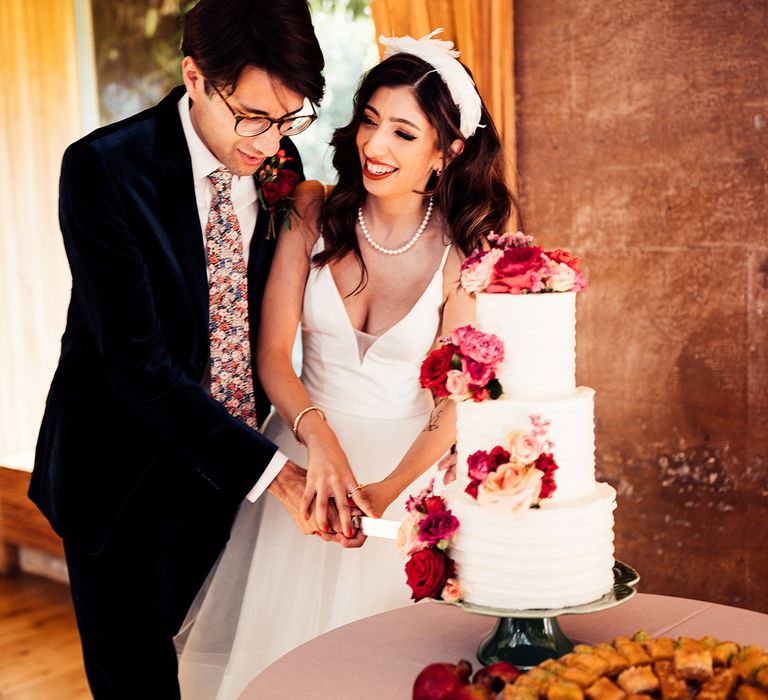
[176,238,452,700]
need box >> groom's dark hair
[181,0,325,105]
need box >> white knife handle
[354,516,400,540]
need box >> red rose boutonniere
[256,149,300,240]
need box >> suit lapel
[247,193,271,281]
[154,88,209,334]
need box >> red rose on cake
[404,548,455,602]
[467,446,511,499]
[419,345,454,397]
[534,453,559,499]
[486,245,548,294]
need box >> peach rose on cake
[477,462,543,513]
[441,578,462,603]
[544,248,587,292]
[397,511,427,558]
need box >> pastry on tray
[504,633,768,700]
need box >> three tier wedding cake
[400,233,617,611]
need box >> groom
[29,1,356,697]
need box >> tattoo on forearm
[424,399,447,433]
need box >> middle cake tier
[456,387,596,504]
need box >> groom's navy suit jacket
[30,86,303,555]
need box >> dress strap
[438,243,452,273]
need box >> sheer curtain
[0,0,86,459]
[370,0,517,190]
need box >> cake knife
[354,516,400,540]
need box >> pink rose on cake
[419,326,505,403]
[450,326,505,366]
[510,431,545,464]
[459,247,504,293]
[418,506,460,546]
[445,369,470,401]
[477,462,543,513]
[462,359,494,387]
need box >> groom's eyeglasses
[212,85,317,137]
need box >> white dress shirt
[178,92,288,503]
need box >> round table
[239,593,768,699]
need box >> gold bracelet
[291,405,326,444]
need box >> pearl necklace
[357,198,434,255]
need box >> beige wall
[0,0,81,456]
[515,0,768,611]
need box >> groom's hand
[268,460,326,535]
[269,461,351,539]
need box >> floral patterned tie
[206,169,258,429]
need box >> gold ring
[348,484,366,497]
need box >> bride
[177,30,514,699]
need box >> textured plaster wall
[514,0,767,612]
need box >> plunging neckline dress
[177,237,452,700]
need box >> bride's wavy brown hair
[314,53,517,292]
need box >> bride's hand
[302,434,378,537]
[351,479,400,523]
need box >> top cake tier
[477,291,577,399]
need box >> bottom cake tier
[444,482,617,610]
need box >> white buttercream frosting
[445,483,617,609]
[477,292,576,399]
[456,388,596,503]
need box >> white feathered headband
[379,28,484,139]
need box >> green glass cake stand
[447,560,640,669]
